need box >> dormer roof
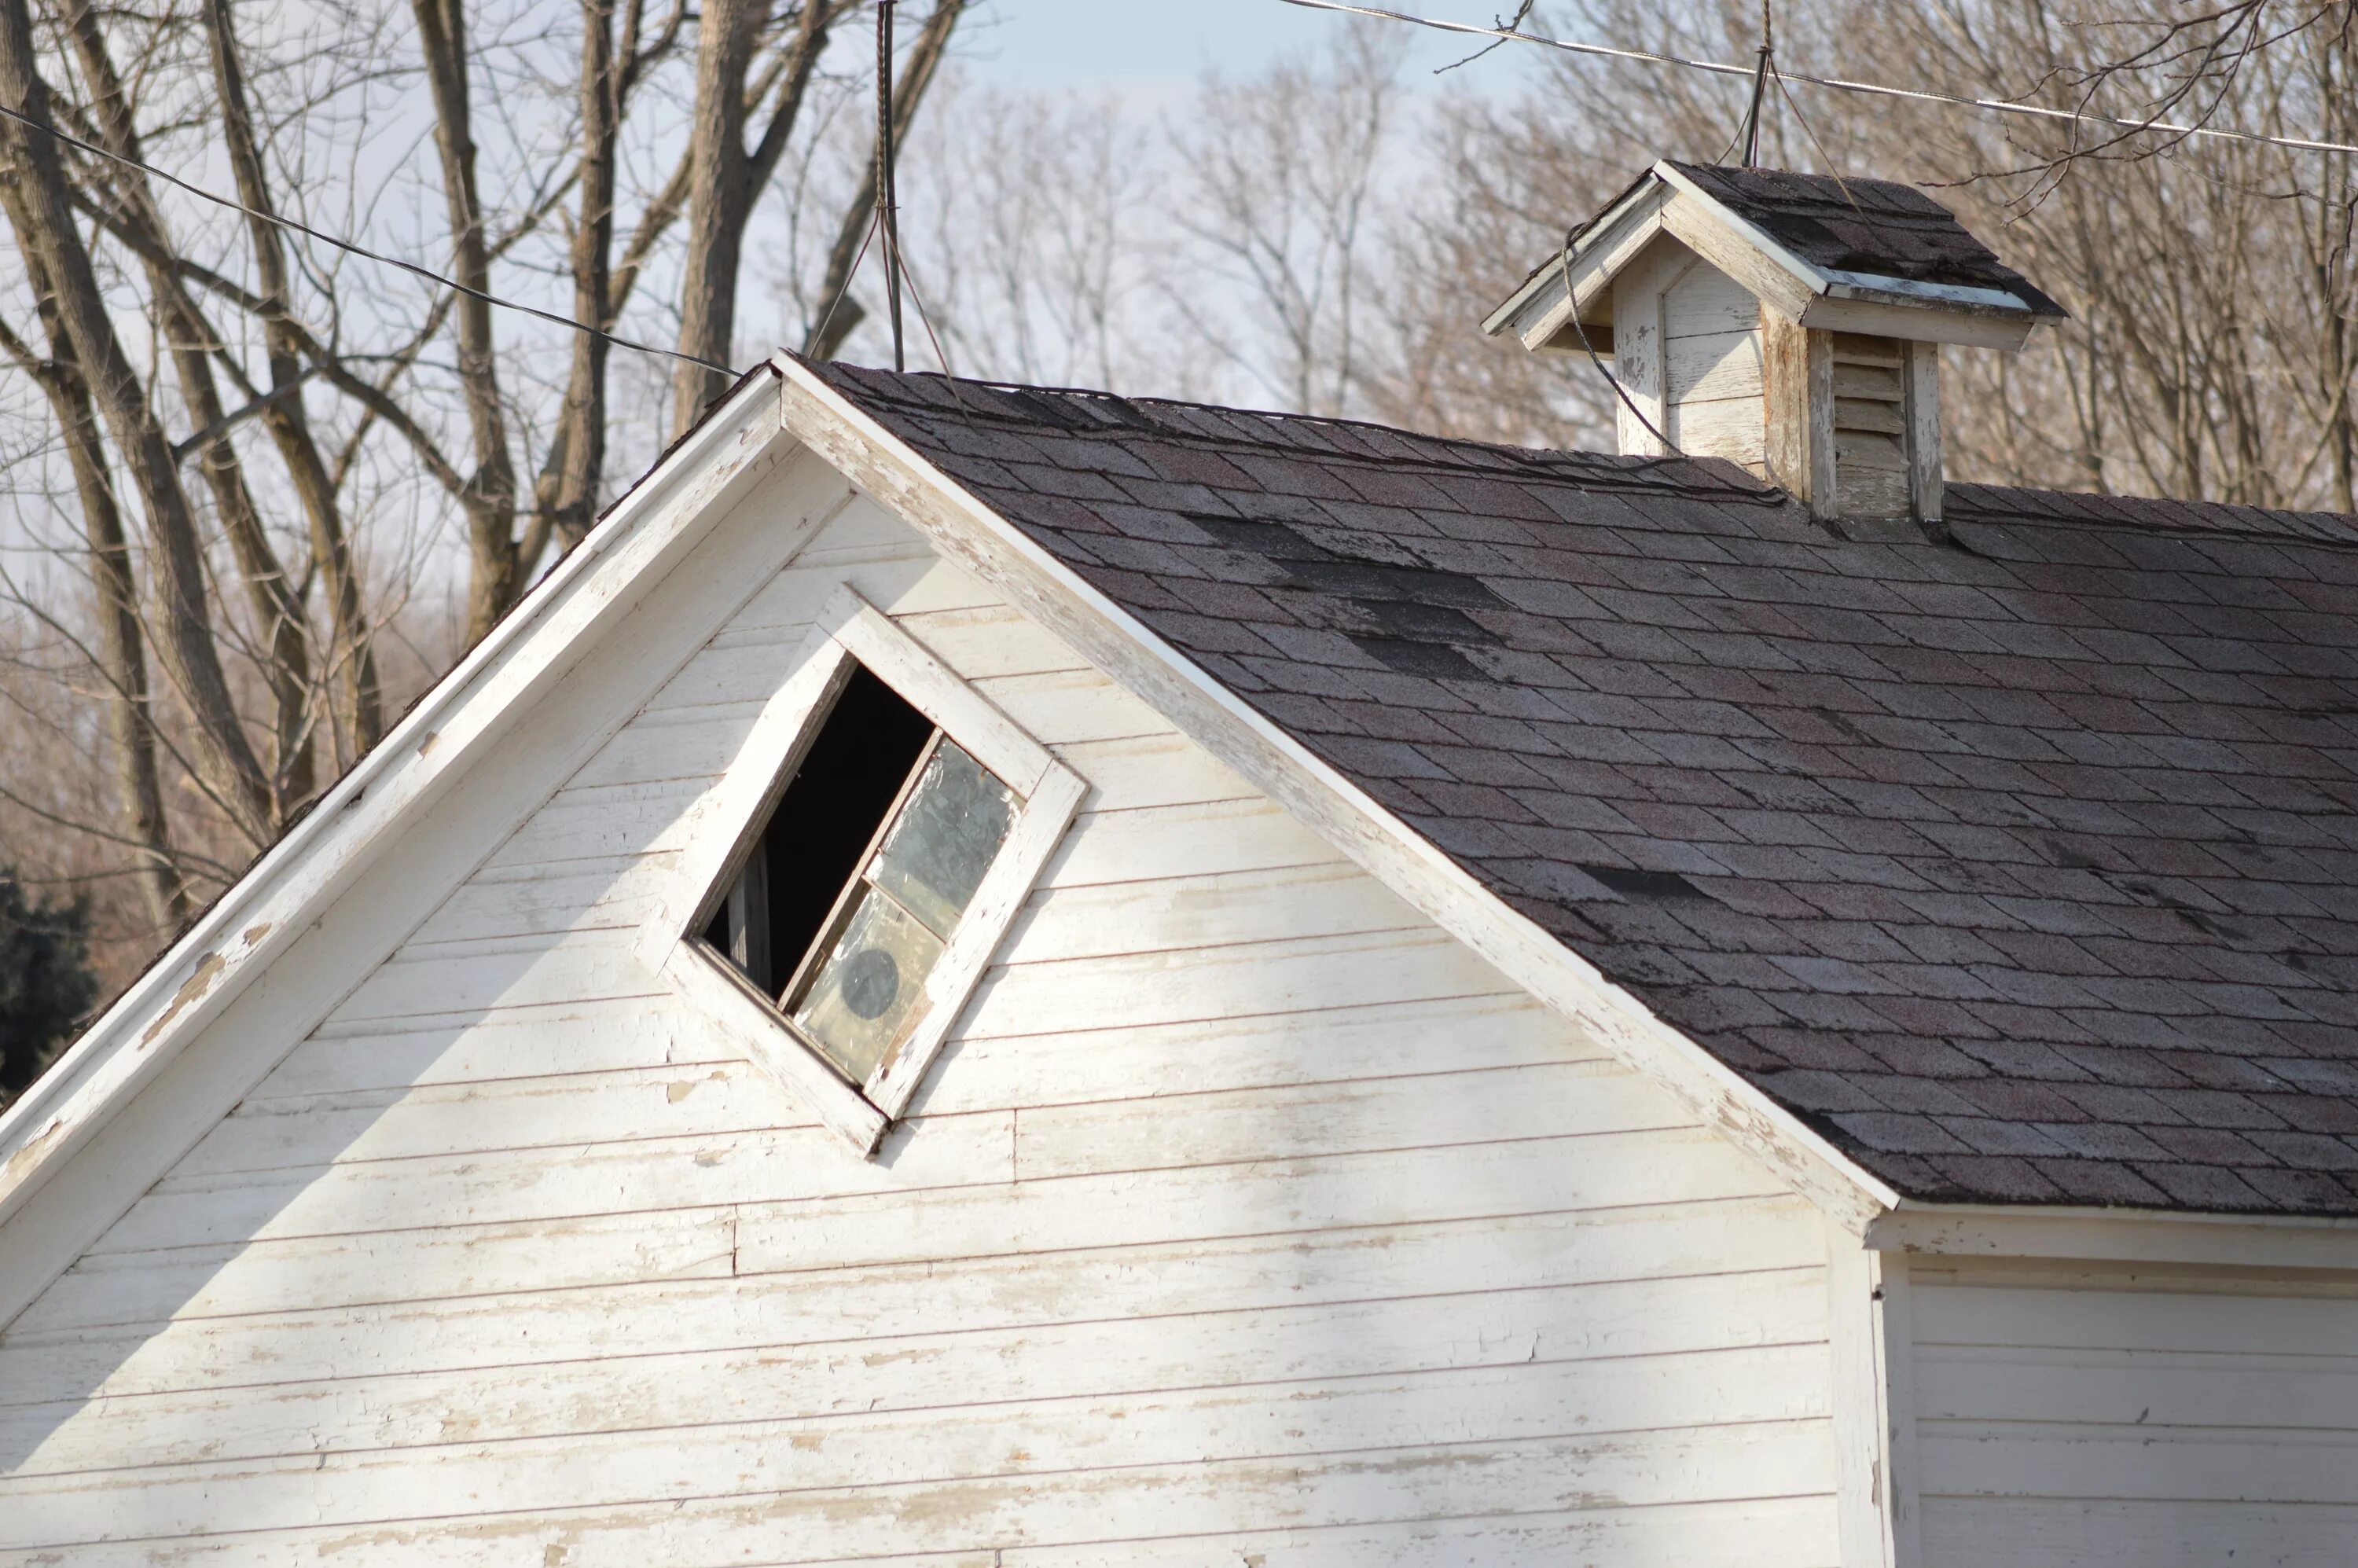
[1664,162,2066,314]
[1485,159,2067,354]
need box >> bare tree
[902,79,1155,388]
[0,0,968,986]
[1169,22,1410,417]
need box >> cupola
[1483,161,2066,538]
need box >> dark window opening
[698,662,1016,1086]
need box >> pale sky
[955,0,1541,101]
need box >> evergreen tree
[0,868,99,1103]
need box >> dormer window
[638,586,1085,1152]
[1482,160,2066,534]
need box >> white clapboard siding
[5,1256,1826,1474]
[0,1424,1839,1566]
[1910,1264,2358,1566]
[0,478,1835,1563]
[1663,259,1765,472]
[4,1198,1820,1409]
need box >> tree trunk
[59,0,319,810]
[537,0,623,554]
[670,0,762,435]
[0,240,186,931]
[204,0,383,760]
[412,0,523,646]
[0,0,276,846]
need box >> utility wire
[0,100,738,376]
[1276,0,2358,159]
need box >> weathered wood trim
[1763,313,1838,516]
[659,939,890,1151]
[1607,240,1683,459]
[0,372,796,1329]
[1905,340,1944,527]
[1868,1202,2358,1272]
[1511,195,1670,352]
[1798,296,2037,351]
[775,353,1900,1233]
[1482,182,1669,340]
[1820,269,2033,316]
[827,586,1055,798]
[1830,1221,1923,1567]
[1655,173,1822,324]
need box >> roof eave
[1868,1195,2358,1272]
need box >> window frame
[637,585,1086,1153]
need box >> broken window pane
[792,885,945,1082]
[694,659,1024,1089]
[869,740,1016,937]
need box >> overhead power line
[1276,0,2358,159]
[0,100,738,376]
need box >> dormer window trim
[636,584,1086,1154]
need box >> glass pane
[869,741,1016,938]
[792,886,945,1083]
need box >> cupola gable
[1483,160,2066,537]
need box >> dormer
[1483,160,2067,537]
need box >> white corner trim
[1828,1221,1922,1568]
[1867,1199,2358,1272]
[636,578,1085,1150]
[0,370,794,1230]
[773,354,1902,1233]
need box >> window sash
[638,585,1085,1154]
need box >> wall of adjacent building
[1909,1258,2358,1565]
[0,455,1838,1565]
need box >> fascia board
[1510,196,1673,353]
[0,369,793,1230]
[774,353,1901,1236]
[1868,1200,2358,1272]
[1480,181,1669,339]
[1820,269,2035,316]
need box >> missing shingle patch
[1580,864,1711,901]
[1350,636,1483,678]
[1195,512,1504,679]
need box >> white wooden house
[4,163,2357,1566]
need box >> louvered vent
[1831,334,1910,520]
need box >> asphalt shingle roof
[1666,161,2070,317]
[812,358,2358,1217]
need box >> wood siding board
[1908,1264,2358,1564]
[0,1426,1838,1565]
[17,1132,1797,1341]
[4,1201,1827,1408]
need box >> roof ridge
[807,359,1787,509]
